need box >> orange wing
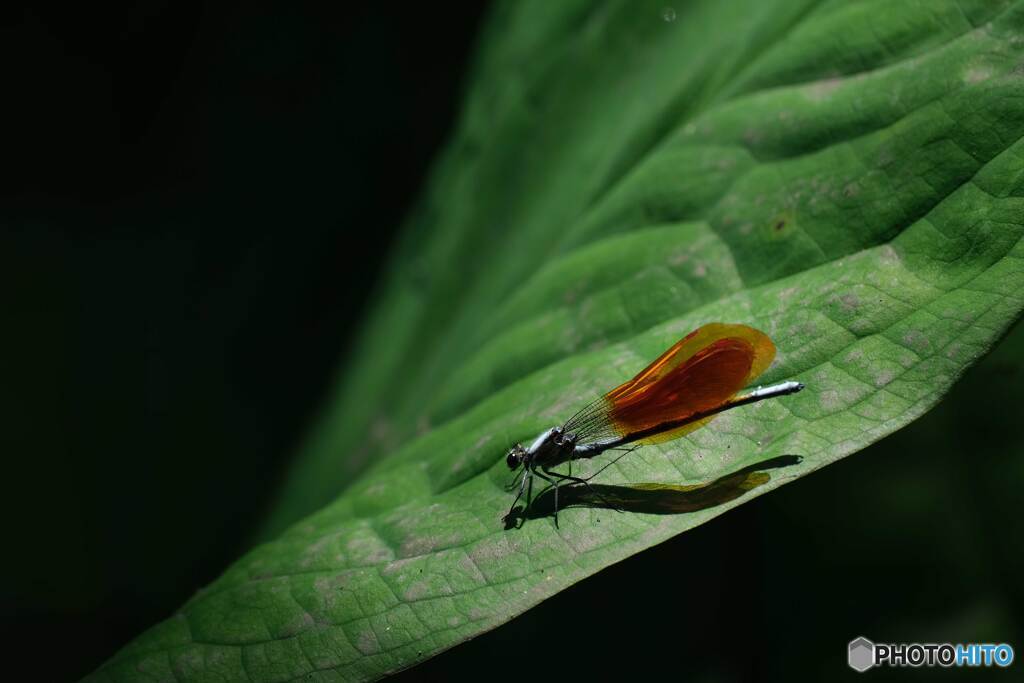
[606,323,775,443]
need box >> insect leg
[578,444,641,483]
[531,468,561,528]
[543,466,623,513]
[525,466,534,513]
[504,467,525,492]
[503,468,530,525]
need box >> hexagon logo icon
[849,636,875,672]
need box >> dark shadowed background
[2,2,483,679]
[3,2,1021,681]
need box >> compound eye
[506,446,522,469]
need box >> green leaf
[88,1,1024,681]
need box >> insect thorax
[526,427,576,468]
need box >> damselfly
[503,323,803,527]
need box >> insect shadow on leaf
[503,454,802,529]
